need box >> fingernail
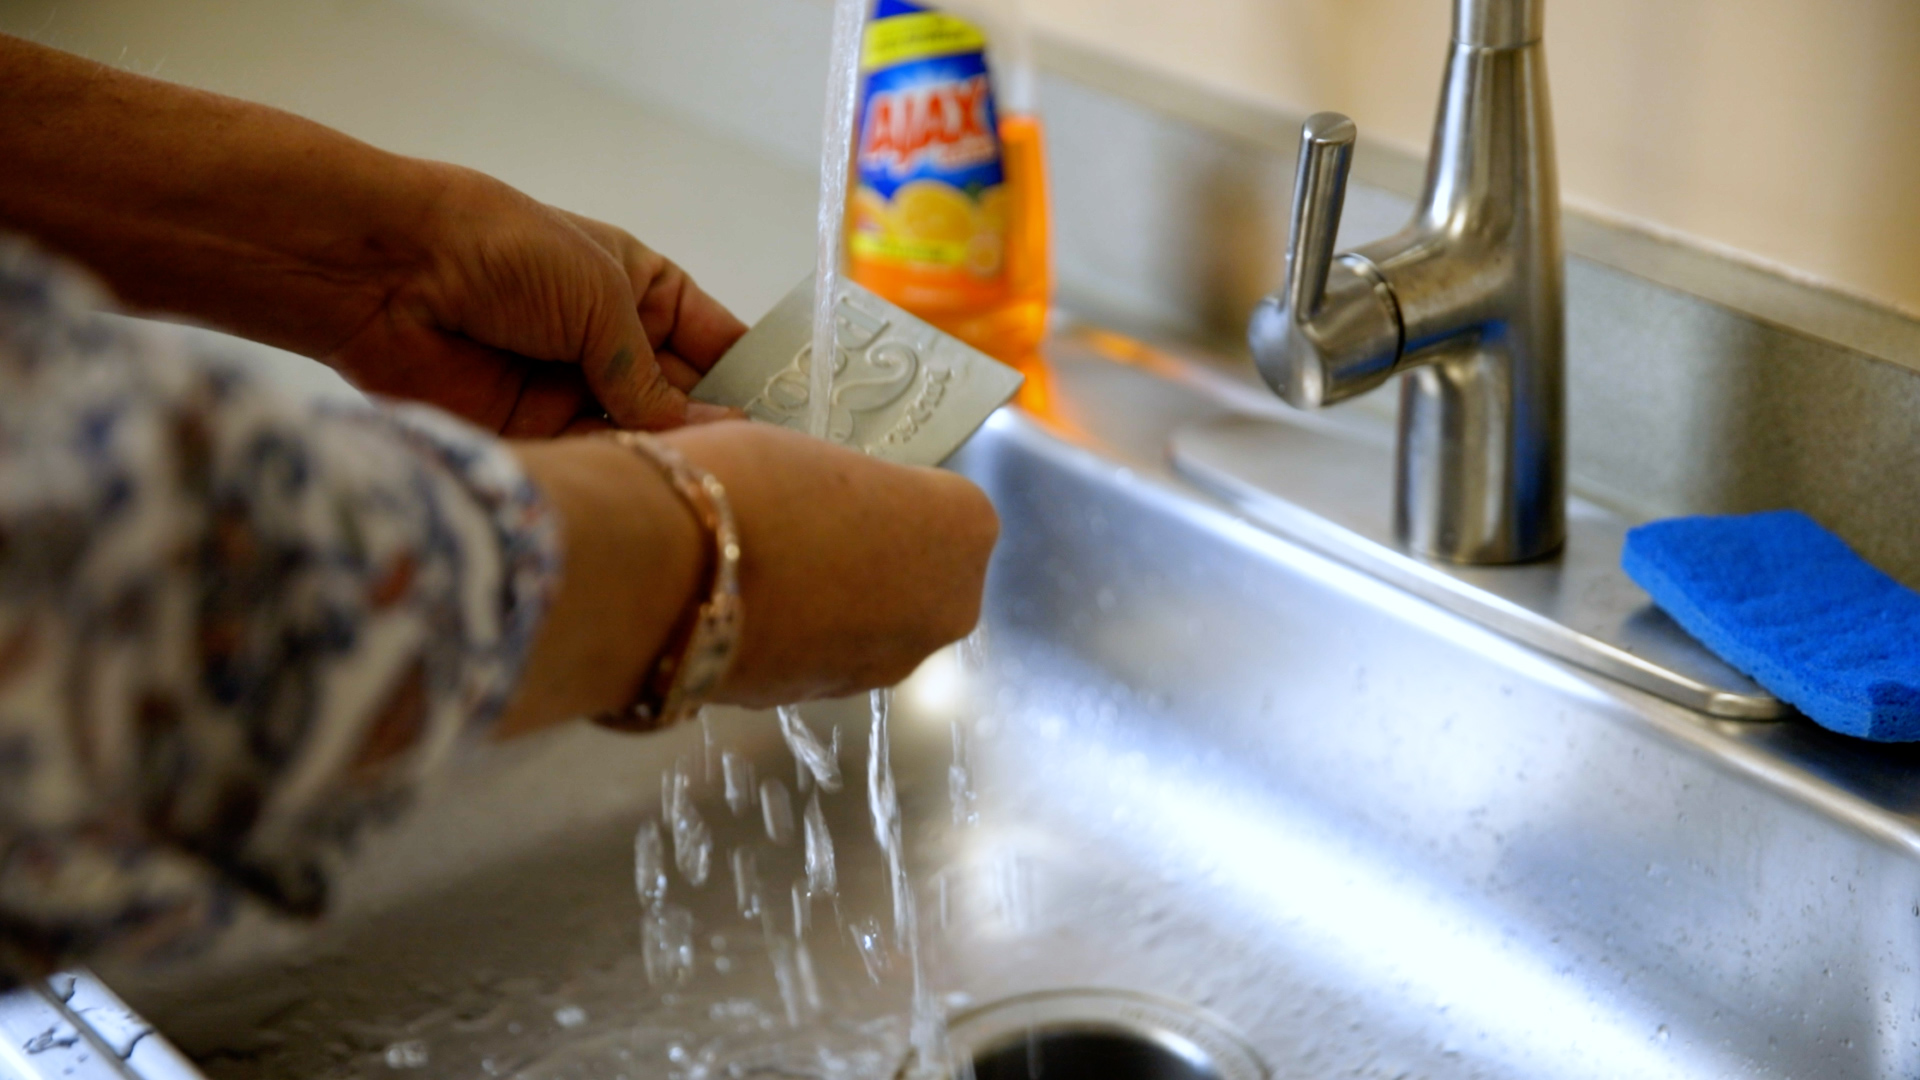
[685,401,743,424]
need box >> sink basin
[88,330,1920,1079]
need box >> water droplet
[721,751,755,817]
[792,881,812,938]
[641,904,696,987]
[729,847,763,920]
[795,939,824,1013]
[803,791,837,896]
[664,767,712,886]
[759,777,796,844]
[553,1005,587,1029]
[778,705,842,792]
[384,1040,430,1069]
[765,931,804,1028]
[851,918,890,983]
[634,821,668,908]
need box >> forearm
[0,32,444,354]
[497,439,704,736]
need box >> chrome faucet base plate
[1170,413,1785,720]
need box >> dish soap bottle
[847,0,1051,379]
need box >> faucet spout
[1248,0,1563,565]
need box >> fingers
[656,351,704,393]
[580,327,694,431]
[560,415,616,435]
[659,335,747,423]
[639,271,750,374]
[332,319,530,433]
[559,237,699,429]
[559,210,748,373]
[502,363,599,438]
[688,401,746,423]
[535,210,747,426]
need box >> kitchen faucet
[1249,0,1562,565]
[1174,0,1775,713]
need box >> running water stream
[808,0,868,439]
[867,689,947,1075]
[810,5,951,1055]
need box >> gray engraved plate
[692,276,1025,467]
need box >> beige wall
[12,0,1915,315]
[1026,0,1920,316]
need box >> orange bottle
[847,0,1051,385]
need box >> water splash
[802,791,838,897]
[664,767,713,887]
[808,0,869,439]
[778,705,843,793]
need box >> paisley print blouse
[0,236,559,973]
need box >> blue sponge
[1622,510,1920,741]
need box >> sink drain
[940,990,1268,1080]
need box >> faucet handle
[1250,111,1400,410]
[1285,112,1358,320]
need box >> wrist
[592,432,741,731]
[497,438,704,736]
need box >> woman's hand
[326,168,748,436]
[668,422,1000,706]
[500,423,999,734]
[0,35,745,434]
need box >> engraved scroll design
[746,296,922,445]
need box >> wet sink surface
[99,334,1920,1079]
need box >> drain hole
[966,1027,1214,1080]
[941,991,1267,1080]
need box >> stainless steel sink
[81,329,1920,1079]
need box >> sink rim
[1003,328,1920,866]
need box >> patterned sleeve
[0,237,560,970]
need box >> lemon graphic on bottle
[886,180,976,263]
